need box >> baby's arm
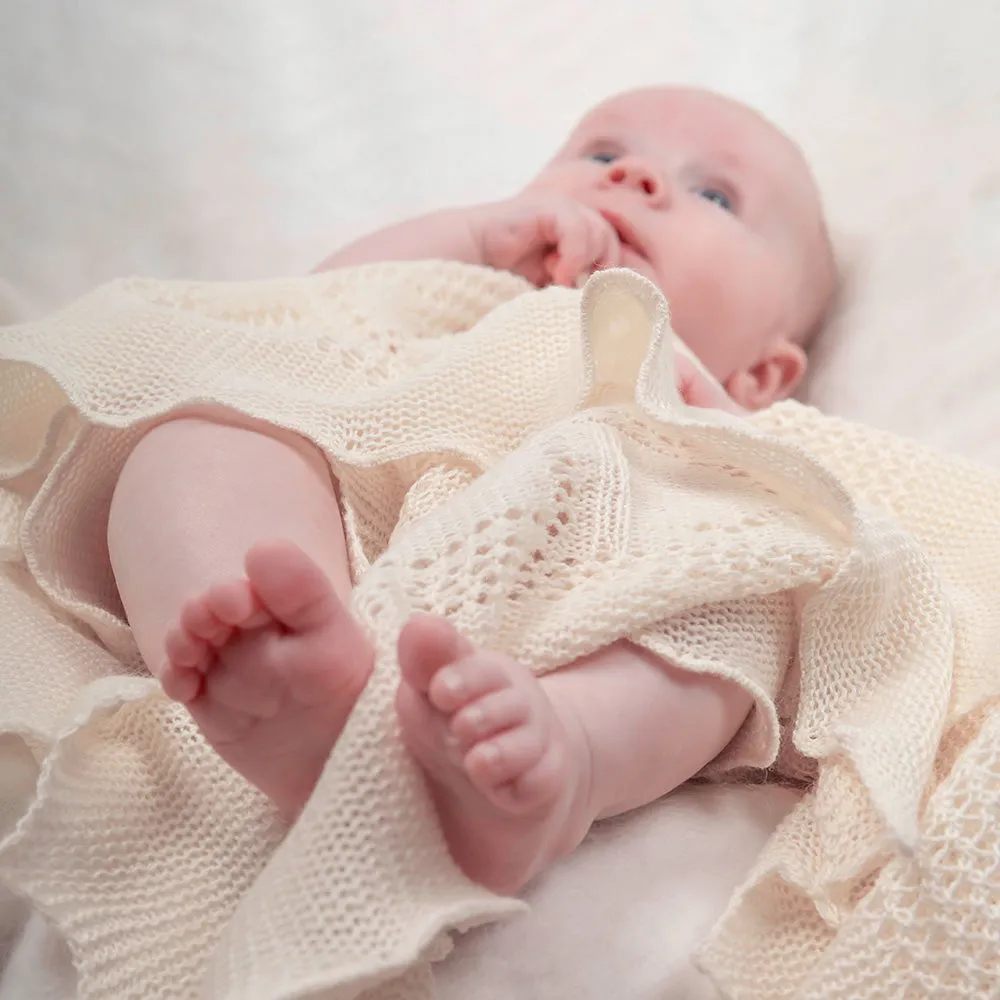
[314,208,486,273]
[315,197,622,289]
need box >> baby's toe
[160,658,203,704]
[164,623,211,670]
[464,719,549,791]
[486,743,568,816]
[450,686,532,747]
[180,596,232,646]
[427,653,516,714]
[205,579,269,629]
[397,615,473,694]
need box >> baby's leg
[396,620,752,895]
[109,414,372,818]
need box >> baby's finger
[543,208,592,287]
[551,210,620,286]
[593,216,622,271]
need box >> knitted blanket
[0,264,997,1000]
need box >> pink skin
[394,616,594,893]
[318,87,836,411]
[522,87,836,408]
[164,525,746,894]
[152,87,808,893]
[163,540,592,890]
[162,540,373,819]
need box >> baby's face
[525,88,834,406]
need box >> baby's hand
[675,355,747,415]
[474,196,622,288]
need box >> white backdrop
[4,0,1000,460]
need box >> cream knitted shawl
[1,263,998,1000]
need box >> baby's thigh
[434,781,797,1000]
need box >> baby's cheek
[658,232,783,373]
[655,258,733,361]
[715,238,786,321]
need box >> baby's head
[525,87,836,409]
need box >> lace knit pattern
[0,264,996,999]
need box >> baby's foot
[395,617,593,895]
[162,540,373,818]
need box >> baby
[107,86,835,896]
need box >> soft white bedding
[2,1,999,997]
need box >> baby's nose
[605,158,668,206]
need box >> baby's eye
[697,188,734,212]
[588,151,619,164]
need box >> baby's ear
[724,340,806,410]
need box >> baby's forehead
[574,89,792,165]
[580,91,819,217]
